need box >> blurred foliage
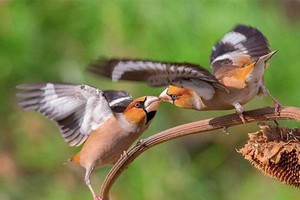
[1,0,300,200]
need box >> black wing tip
[210,24,270,64]
[234,24,258,32]
[234,24,255,30]
[88,57,107,68]
[233,24,266,39]
[88,57,123,67]
[87,57,118,77]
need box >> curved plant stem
[100,106,300,199]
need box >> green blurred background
[1,0,300,200]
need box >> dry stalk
[100,106,300,199]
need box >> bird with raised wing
[16,83,161,200]
[88,25,279,123]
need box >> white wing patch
[41,83,83,119]
[111,61,204,82]
[212,50,248,65]
[211,32,250,67]
[112,61,162,81]
[81,95,112,135]
[108,96,132,107]
[106,59,227,94]
[221,32,247,46]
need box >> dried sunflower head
[238,122,300,187]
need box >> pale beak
[263,50,277,61]
[144,96,161,112]
[257,50,277,67]
[144,96,161,125]
[159,88,173,103]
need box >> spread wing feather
[16,83,131,146]
[210,24,270,71]
[88,59,228,98]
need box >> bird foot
[93,196,102,200]
[120,150,128,159]
[237,112,246,124]
[222,126,229,135]
[273,100,281,115]
[136,139,144,145]
[233,102,246,123]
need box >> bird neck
[115,113,144,133]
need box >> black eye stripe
[134,96,148,108]
[135,96,148,108]
[142,96,147,103]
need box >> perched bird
[16,83,161,200]
[88,25,279,122]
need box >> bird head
[159,85,202,110]
[123,96,161,127]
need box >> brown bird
[16,83,161,200]
[88,25,280,122]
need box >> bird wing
[88,59,228,99]
[210,24,270,75]
[16,83,132,146]
[102,90,133,113]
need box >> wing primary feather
[211,25,270,70]
[16,83,115,147]
[61,126,80,139]
[88,58,226,90]
[65,131,84,146]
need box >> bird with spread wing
[88,25,280,123]
[17,83,161,200]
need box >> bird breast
[78,116,141,169]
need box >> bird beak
[264,50,277,61]
[144,96,161,112]
[159,88,172,103]
[256,50,277,68]
[265,50,277,60]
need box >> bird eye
[170,94,178,101]
[134,102,142,108]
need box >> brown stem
[100,106,300,199]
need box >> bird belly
[77,118,140,170]
[204,63,261,110]
[202,84,259,111]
